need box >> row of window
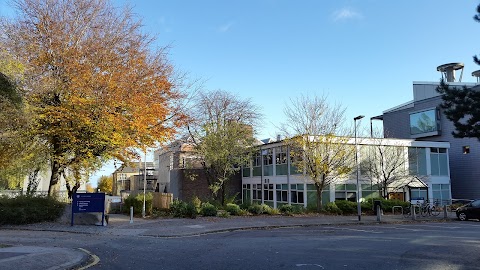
[243,183,451,204]
[244,147,449,177]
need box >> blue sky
[1,0,479,186]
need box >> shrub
[334,200,357,214]
[225,203,241,216]
[323,202,342,215]
[217,210,230,218]
[291,204,306,214]
[0,195,66,225]
[123,193,153,216]
[239,202,252,210]
[200,202,217,216]
[224,192,239,205]
[364,198,410,213]
[279,204,294,215]
[248,204,263,215]
[259,204,273,215]
[169,199,197,218]
[191,196,202,214]
[238,209,250,216]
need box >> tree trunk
[66,181,80,199]
[221,184,226,206]
[315,180,325,213]
[48,159,63,197]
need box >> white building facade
[241,137,451,209]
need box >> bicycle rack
[392,206,403,215]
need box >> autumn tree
[0,49,49,190]
[188,90,261,205]
[1,0,185,196]
[436,4,480,140]
[97,175,113,194]
[281,95,355,212]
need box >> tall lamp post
[354,115,364,221]
[142,149,147,218]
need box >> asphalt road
[1,221,480,270]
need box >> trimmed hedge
[0,195,66,225]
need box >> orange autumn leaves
[2,0,186,192]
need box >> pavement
[0,211,459,269]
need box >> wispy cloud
[332,7,363,22]
[217,21,234,33]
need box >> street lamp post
[354,115,365,222]
[142,149,147,218]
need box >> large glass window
[275,146,288,175]
[408,147,427,175]
[410,109,438,136]
[263,148,273,176]
[276,184,289,203]
[432,184,450,205]
[252,184,262,203]
[290,184,304,204]
[410,188,427,201]
[335,184,357,202]
[430,148,448,176]
[242,160,251,178]
[263,184,274,202]
[242,184,251,203]
[252,151,261,176]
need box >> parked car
[456,199,480,221]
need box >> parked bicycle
[420,200,441,217]
[403,204,420,218]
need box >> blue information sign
[71,193,106,226]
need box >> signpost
[71,193,106,226]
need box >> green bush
[279,204,294,215]
[225,203,241,216]
[0,195,66,225]
[334,200,357,214]
[200,202,217,216]
[123,193,153,216]
[324,202,342,215]
[169,199,197,218]
[248,204,263,215]
[191,196,202,214]
[239,202,252,210]
[260,204,278,215]
[291,204,306,214]
[238,209,249,216]
[364,198,410,213]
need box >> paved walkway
[0,211,459,269]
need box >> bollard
[412,204,416,220]
[443,206,448,219]
[130,206,134,224]
[376,205,382,222]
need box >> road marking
[296,263,324,268]
[77,248,100,270]
[338,228,383,234]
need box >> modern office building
[241,137,451,209]
[380,63,480,200]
